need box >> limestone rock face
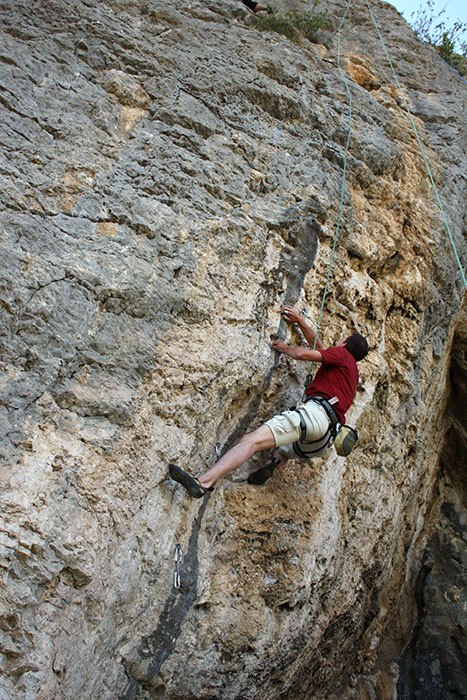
[0,0,465,699]
[394,311,467,700]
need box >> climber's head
[341,333,369,361]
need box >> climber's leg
[168,425,276,497]
[198,424,276,489]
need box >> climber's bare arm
[272,340,323,363]
[280,305,324,351]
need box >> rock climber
[241,0,272,14]
[169,305,368,497]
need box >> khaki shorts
[265,400,331,461]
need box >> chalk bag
[334,425,358,457]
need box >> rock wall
[393,310,467,700]
[0,0,465,698]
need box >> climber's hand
[280,306,302,324]
[271,340,289,354]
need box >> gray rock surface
[0,0,465,698]
[395,311,467,700]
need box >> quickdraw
[174,545,183,590]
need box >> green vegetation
[252,0,467,75]
[253,7,331,45]
[409,0,467,76]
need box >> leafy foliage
[409,0,467,75]
[254,7,331,45]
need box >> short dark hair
[345,334,368,361]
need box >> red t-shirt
[305,346,359,424]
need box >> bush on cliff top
[253,8,331,45]
[410,0,467,76]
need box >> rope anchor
[174,544,183,590]
[300,308,320,328]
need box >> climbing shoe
[247,458,280,485]
[169,464,213,498]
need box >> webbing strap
[294,409,330,444]
[292,431,332,458]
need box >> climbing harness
[293,394,359,458]
[291,400,333,459]
[292,435,331,459]
[291,396,358,458]
[173,544,183,590]
[310,396,339,433]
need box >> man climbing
[169,305,368,497]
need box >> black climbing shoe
[169,464,213,498]
[247,458,280,485]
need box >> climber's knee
[240,424,276,453]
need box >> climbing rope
[302,0,466,398]
[302,0,354,398]
[363,0,467,291]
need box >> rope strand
[302,0,354,398]
[302,0,466,399]
[363,0,467,290]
